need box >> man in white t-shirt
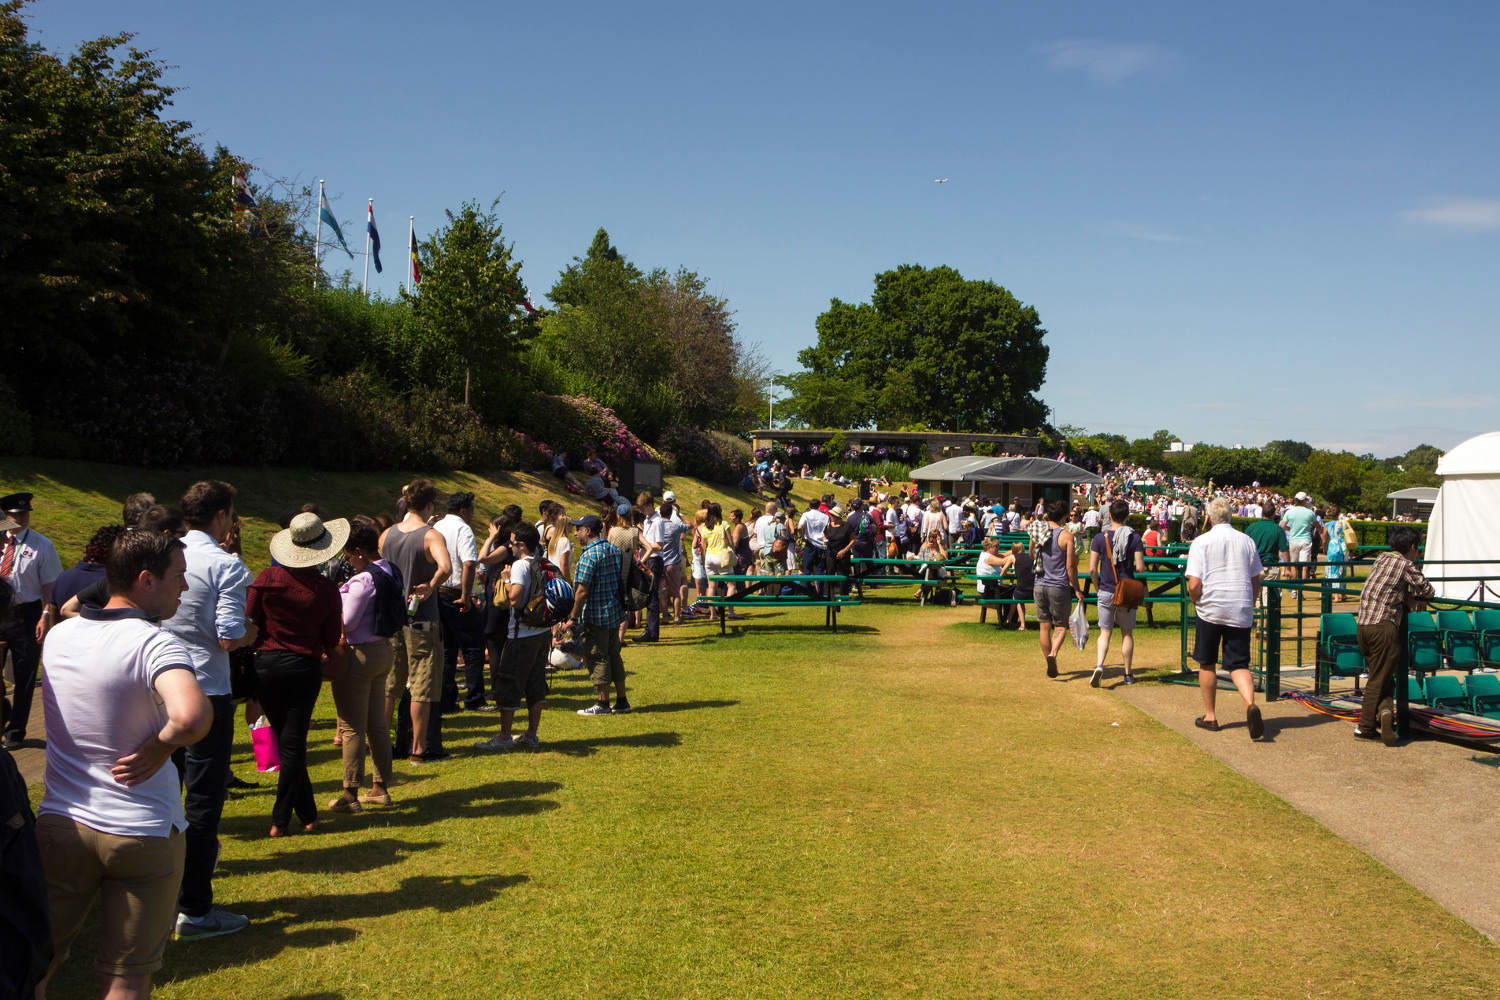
[797,505,830,576]
[1185,497,1264,740]
[37,530,213,995]
[945,500,963,540]
[434,492,485,711]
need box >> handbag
[250,716,281,772]
[1105,529,1146,611]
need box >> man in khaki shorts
[35,529,213,997]
[380,478,452,764]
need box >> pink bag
[250,716,281,772]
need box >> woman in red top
[249,513,348,838]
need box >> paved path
[1114,672,1500,941]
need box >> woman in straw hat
[248,511,349,837]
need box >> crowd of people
[0,452,1440,997]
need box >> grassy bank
[0,458,859,571]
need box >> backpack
[368,561,407,639]
[621,555,654,612]
[518,556,575,628]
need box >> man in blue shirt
[161,481,257,941]
[569,515,629,716]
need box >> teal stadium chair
[1424,675,1470,712]
[1405,675,1427,705]
[1474,609,1500,669]
[1464,673,1500,715]
[1406,612,1445,679]
[1438,610,1481,673]
[1317,613,1364,695]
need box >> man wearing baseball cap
[0,492,62,750]
[1280,493,1319,580]
[567,515,630,715]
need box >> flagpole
[362,198,372,295]
[407,216,414,296]
[313,179,324,290]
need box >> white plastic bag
[1069,600,1090,650]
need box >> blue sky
[24,1,1499,457]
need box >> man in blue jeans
[162,480,257,941]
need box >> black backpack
[621,556,655,612]
[368,561,407,639]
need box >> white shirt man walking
[1186,497,1265,739]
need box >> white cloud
[1363,392,1498,412]
[1043,40,1173,85]
[1401,198,1500,231]
[1094,222,1196,244]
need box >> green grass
[35,595,1500,998]
[19,459,1500,997]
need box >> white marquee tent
[1425,431,1500,601]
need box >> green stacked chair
[1474,609,1500,669]
[1407,612,1445,679]
[1424,674,1469,711]
[1316,613,1365,695]
[1464,673,1500,715]
[1405,675,1427,705]
[1438,610,1481,673]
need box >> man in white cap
[1280,493,1319,580]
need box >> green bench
[704,574,860,633]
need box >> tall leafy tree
[782,265,1049,431]
[406,199,535,418]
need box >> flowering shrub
[787,445,802,458]
[876,445,889,458]
[496,427,552,469]
[754,447,768,461]
[513,394,661,467]
[843,448,861,461]
[658,426,750,485]
[809,444,823,458]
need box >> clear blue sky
[24,0,1499,457]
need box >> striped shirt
[1356,552,1435,627]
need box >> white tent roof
[1436,432,1500,476]
[1386,487,1439,501]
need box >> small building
[1386,486,1438,521]
[750,428,1039,462]
[907,455,1103,508]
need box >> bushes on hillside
[658,426,749,484]
[288,376,501,472]
[512,394,661,466]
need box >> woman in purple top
[330,516,395,813]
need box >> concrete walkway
[1113,672,1500,942]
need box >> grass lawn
[15,460,1499,996]
[37,597,1500,998]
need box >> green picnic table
[849,558,973,605]
[703,574,859,633]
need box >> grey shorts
[1097,589,1136,631]
[1033,586,1073,625]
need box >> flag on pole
[367,202,382,274]
[409,227,422,285]
[232,170,262,234]
[320,191,353,258]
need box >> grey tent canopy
[907,456,1104,486]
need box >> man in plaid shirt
[1355,525,1434,745]
[568,515,630,716]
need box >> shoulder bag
[1106,529,1146,611]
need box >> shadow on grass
[220,780,563,838]
[714,622,879,636]
[157,873,528,983]
[538,730,682,758]
[216,837,443,876]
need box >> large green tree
[782,265,1049,431]
[0,2,316,397]
[405,199,536,420]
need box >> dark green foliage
[1265,439,1313,465]
[781,265,1048,432]
[657,426,750,485]
[509,394,660,467]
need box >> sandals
[1194,716,1220,732]
[327,796,362,814]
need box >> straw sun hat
[269,512,350,569]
